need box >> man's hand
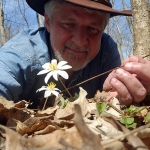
[103,56,150,105]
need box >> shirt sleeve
[0,30,38,102]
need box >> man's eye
[61,23,75,29]
[88,27,99,34]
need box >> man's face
[45,3,106,71]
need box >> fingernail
[124,63,132,70]
[110,77,117,84]
[115,68,123,75]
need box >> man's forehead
[56,2,105,16]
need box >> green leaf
[68,93,79,102]
[126,117,134,125]
[127,122,137,128]
[120,117,134,125]
[74,92,79,100]
[144,114,150,123]
[96,103,107,115]
[59,96,68,109]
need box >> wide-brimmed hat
[26,0,132,17]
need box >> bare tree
[130,0,150,60]
[0,1,6,46]
[36,13,44,27]
[17,0,29,28]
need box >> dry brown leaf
[13,118,31,135]
[87,117,123,140]
[6,108,31,127]
[137,128,150,139]
[0,97,15,109]
[37,105,59,116]
[105,97,121,118]
[14,100,30,108]
[114,119,149,150]
[73,104,104,150]
[94,90,110,102]
[0,125,22,150]
[55,87,89,119]
[34,124,58,135]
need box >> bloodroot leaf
[96,103,107,115]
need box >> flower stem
[58,76,73,99]
[42,96,49,110]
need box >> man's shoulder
[100,32,117,51]
[2,27,47,47]
[101,32,116,43]
[0,27,50,65]
[1,27,48,55]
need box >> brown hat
[26,0,132,17]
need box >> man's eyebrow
[90,21,102,26]
[61,17,76,22]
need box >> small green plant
[59,96,68,109]
[120,116,137,129]
[68,93,79,102]
[124,105,142,116]
[96,103,107,115]
[144,114,150,123]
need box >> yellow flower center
[49,62,58,70]
[47,82,56,90]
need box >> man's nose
[72,28,88,47]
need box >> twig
[61,54,150,92]
[102,123,150,147]
[61,67,119,93]
[114,119,149,150]
[58,76,73,99]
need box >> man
[0,0,149,107]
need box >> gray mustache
[65,42,89,52]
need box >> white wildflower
[37,59,72,83]
[36,82,60,98]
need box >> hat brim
[26,0,132,17]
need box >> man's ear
[44,13,51,33]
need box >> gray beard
[54,51,90,71]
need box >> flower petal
[44,90,52,98]
[53,70,58,81]
[58,70,69,79]
[57,61,67,68]
[37,70,50,75]
[54,88,60,91]
[36,86,47,92]
[45,72,53,83]
[42,63,51,69]
[51,59,57,64]
[59,65,72,70]
[51,90,59,97]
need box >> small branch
[61,54,150,93]
[107,99,124,116]
[61,67,119,93]
[58,76,73,99]
[102,123,150,147]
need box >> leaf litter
[0,88,150,150]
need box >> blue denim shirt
[0,27,121,107]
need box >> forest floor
[0,87,150,150]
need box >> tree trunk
[130,0,150,60]
[36,13,44,27]
[0,2,6,46]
